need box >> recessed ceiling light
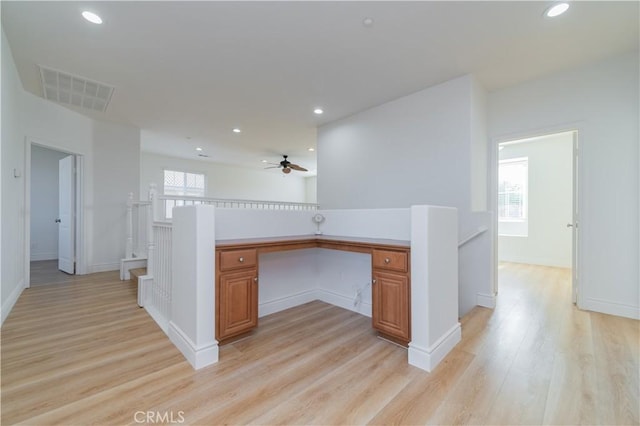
[545,3,569,17]
[362,17,374,27]
[313,108,324,115]
[82,11,103,24]
[308,148,315,152]
[261,160,268,163]
[196,147,203,151]
[232,128,241,133]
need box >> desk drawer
[372,249,408,273]
[219,249,257,271]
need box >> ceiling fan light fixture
[282,167,291,174]
[545,3,569,18]
[82,11,103,24]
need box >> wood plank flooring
[1,262,638,425]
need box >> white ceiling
[3,1,638,174]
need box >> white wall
[1,28,141,323]
[92,121,140,272]
[140,152,307,203]
[2,27,27,322]
[489,51,639,319]
[30,145,69,261]
[498,133,573,267]
[317,74,492,316]
[305,176,317,204]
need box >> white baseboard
[498,255,571,269]
[477,292,496,309]
[408,322,461,372]
[90,262,120,273]
[259,289,319,317]
[316,289,372,317]
[120,257,148,280]
[582,297,640,320]
[1,279,25,325]
[168,321,219,370]
[144,302,169,334]
[30,252,57,261]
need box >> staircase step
[129,268,147,284]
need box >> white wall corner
[476,292,496,308]
[1,279,25,325]
[408,323,461,372]
[168,321,219,370]
[316,288,372,318]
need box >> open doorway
[495,130,578,304]
[26,142,84,286]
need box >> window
[164,170,205,197]
[163,170,205,219]
[498,157,528,221]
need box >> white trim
[168,321,219,370]
[1,279,25,325]
[24,137,86,287]
[145,302,169,333]
[582,298,640,320]
[497,255,571,269]
[476,292,496,308]
[258,289,319,317]
[90,262,120,273]
[491,124,583,306]
[30,252,58,261]
[408,322,461,372]
[138,275,153,307]
[316,289,372,317]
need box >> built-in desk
[215,235,411,345]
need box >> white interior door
[571,132,579,304]
[58,155,75,274]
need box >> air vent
[198,153,210,158]
[38,65,114,113]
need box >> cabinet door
[218,269,258,340]
[372,270,410,341]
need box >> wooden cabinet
[372,249,410,345]
[216,249,258,342]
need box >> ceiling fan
[265,155,308,174]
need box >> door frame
[489,124,583,308]
[24,137,85,288]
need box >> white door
[58,155,75,274]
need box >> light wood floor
[1,263,638,425]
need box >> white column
[168,204,218,369]
[408,205,461,372]
[125,192,134,258]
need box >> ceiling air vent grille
[38,65,114,113]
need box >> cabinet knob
[372,279,377,284]
[254,277,258,282]
[384,258,391,264]
[239,257,244,263]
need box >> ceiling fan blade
[264,166,281,169]
[289,163,308,172]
